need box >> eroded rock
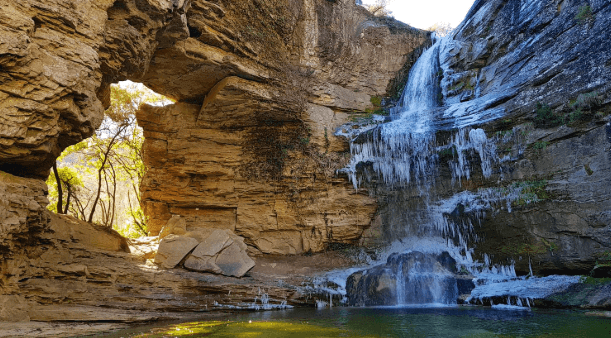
[346,251,460,306]
[183,228,255,277]
[154,235,199,269]
[159,215,187,239]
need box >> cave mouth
[46,81,172,238]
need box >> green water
[98,307,611,338]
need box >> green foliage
[575,5,594,24]
[533,141,549,150]
[580,276,611,285]
[541,238,559,255]
[534,102,563,128]
[584,164,594,176]
[512,180,549,206]
[501,242,546,257]
[535,92,604,128]
[595,251,611,267]
[46,166,85,214]
[46,83,167,237]
[437,145,457,161]
[370,96,382,107]
[350,107,388,123]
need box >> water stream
[333,32,579,307]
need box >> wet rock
[347,251,460,306]
[542,281,611,309]
[154,235,199,269]
[591,265,611,278]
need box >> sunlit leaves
[47,82,171,237]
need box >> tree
[47,82,171,237]
[47,165,84,215]
[428,22,454,37]
[366,0,393,17]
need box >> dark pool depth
[99,306,611,338]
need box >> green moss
[584,164,594,176]
[580,276,611,285]
[534,102,563,128]
[437,145,457,161]
[541,238,559,254]
[370,96,382,107]
[511,180,550,206]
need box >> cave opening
[46,81,172,238]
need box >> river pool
[97,306,610,337]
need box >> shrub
[575,5,594,24]
[534,102,563,127]
[370,96,382,107]
[570,91,603,112]
[533,141,548,150]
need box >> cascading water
[347,36,442,190]
[336,32,576,308]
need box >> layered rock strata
[365,0,611,275]
[135,0,430,253]
[0,0,428,323]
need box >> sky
[360,0,476,30]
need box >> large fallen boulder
[346,251,461,306]
[158,215,187,239]
[184,229,255,278]
[154,227,255,278]
[154,235,199,269]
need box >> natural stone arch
[0,0,429,254]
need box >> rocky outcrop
[0,0,428,324]
[134,0,430,253]
[438,0,611,275]
[0,171,49,256]
[155,225,256,277]
[346,251,468,306]
[0,179,351,323]
[0,0,191,178]
[365,0,611,276]
[1,0,430,255]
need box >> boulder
[347,251,460,306]
[159,215,187,239]
[154,235,199,269]
[183,229,255,277]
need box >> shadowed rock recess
[1,0,611,325]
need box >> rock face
[134,0,430,253]
[1,1,429,322]
[0,0,431,255]
[184,228,255,278]
[366,0,611,276]
[154,225,256,277]
[154,234,199,269]
[0,0,191,178]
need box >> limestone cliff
[368,0,611,276]
[1,0,428,255]
[0,0,427,323]
[133,0,428,254]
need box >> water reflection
[103,307,610,338]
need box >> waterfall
[341,33,520,307]
[347,36,441,190]
[345,35,497,191]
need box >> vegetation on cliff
[46,83,170,237]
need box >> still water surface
[101,307,611,337]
